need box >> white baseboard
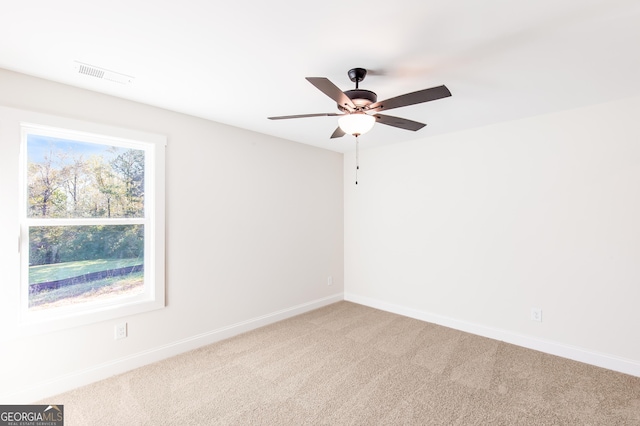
[345,292,640,378]
[4,293,344,403]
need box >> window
[17,120,165,331]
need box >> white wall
[345,95,640,376]
[0,69,344,402]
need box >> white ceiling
[1,0,639,153]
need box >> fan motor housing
[339,89,377,111]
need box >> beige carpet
[42,302,640,425]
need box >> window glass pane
[27,134,145,218]
[28,225,144,310]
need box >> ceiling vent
[75,61,134,85]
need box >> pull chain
[355,135,359,185]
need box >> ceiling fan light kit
[338,113,375,136]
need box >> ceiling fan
[268,67,452,138]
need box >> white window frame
[10,111,165,336]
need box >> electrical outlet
[115,322,128,340]
[327,276,333,286]
[531,308,542,322]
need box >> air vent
[75,61,134,85]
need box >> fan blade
[367,85,451,112]
[330,127,346,139]
[268,113,342,120]
[306,77,356,111]
[374,114,426,131]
